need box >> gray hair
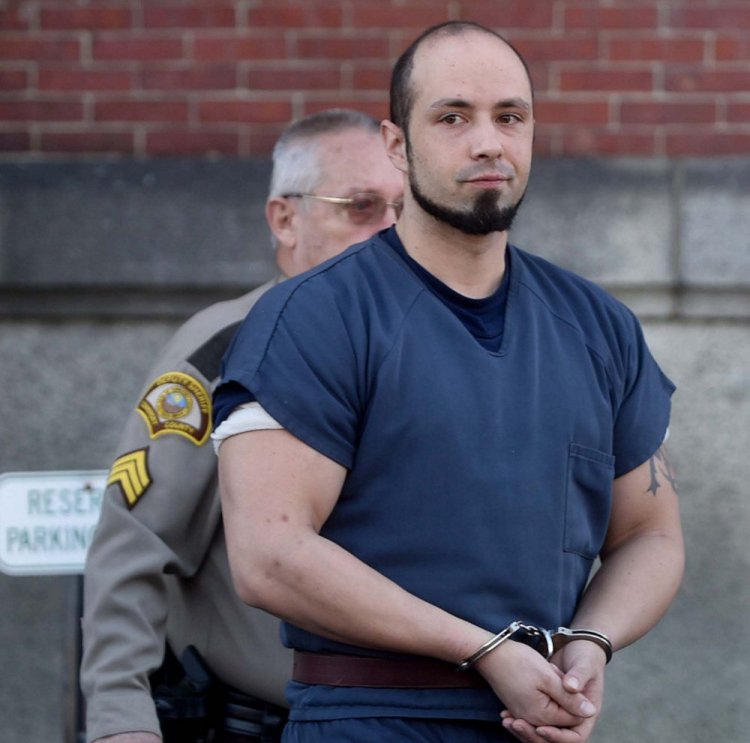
[268,108,381,198]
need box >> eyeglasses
[282,192,402,225]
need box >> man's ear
[381,120,408,174]
[266,197,296,253]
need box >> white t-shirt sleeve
[211,401,283,454]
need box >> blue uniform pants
[282,718,516,741]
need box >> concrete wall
[0,158,747,742]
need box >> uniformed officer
[80,108,404,743]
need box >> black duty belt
[221,687,288,741]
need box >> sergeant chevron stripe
[107,448,152,509]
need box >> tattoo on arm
[647,446,678,495]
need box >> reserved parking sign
[0,470,106,576]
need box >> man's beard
[408,159,525,236]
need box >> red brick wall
[1,0,748,158]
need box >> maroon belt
[292,651,487,689]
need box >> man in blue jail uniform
[212,21,684,743]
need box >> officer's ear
[266,196,297,253]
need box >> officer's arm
[82,374,220,742]
[218,428,597,729]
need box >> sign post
[0,470,107,743]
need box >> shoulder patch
[137,371,211,446]
[108,448,152,509]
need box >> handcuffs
[457,621,613,672]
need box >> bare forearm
[233,520,490,664]
[571,449,685,652]
[572,530,684,651]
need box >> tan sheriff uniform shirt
[81,281,292,742]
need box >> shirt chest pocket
[564,443,615,559]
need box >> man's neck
[395,211,508,299]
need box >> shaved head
[389,21,533,136]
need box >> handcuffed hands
[499,640,607,743]
[474,639,598,732]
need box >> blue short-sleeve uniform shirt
[215,227,675,722]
